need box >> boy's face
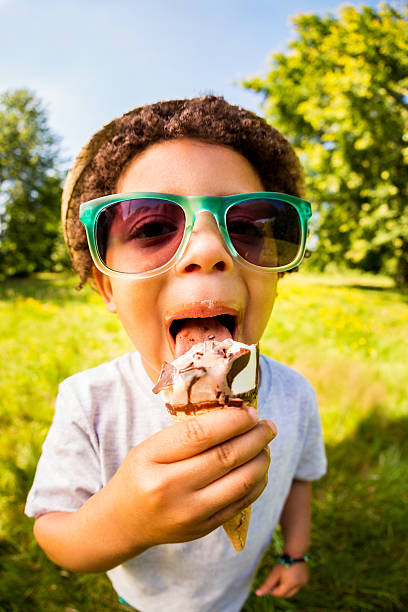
[94,138,278,381]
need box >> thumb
[256,565,281,596]
[145,407,258,462]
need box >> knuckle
[216,440,238,468]
[138,471,166,504]
[182,418,208,445]
[240,475,253,494]
[238,480,260,508]
[169,510,189,532]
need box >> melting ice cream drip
[152,339,258,414]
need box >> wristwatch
[277,553,310,567]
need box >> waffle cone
[169,396,257,552]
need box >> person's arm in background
[256,479,311,598]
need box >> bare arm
[280,479,311,556]
[34,407,276,573]
[256,479,311,599]
[34,477,148,573]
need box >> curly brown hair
[62,95,304,286]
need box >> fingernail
[265,420,277,438]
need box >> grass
[0,271,407,611]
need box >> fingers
[269,583,301,598]
[267,579,298,598]
[256,565,280,596]
[199,443,270,508]
[145,407,261,462]
[203,471,268,531]
[186,419,276,488]
[256,564,309,599]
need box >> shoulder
[54,351,164,444]
[57,352,148,417]
[60,352,138,394]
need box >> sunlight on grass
[261,274,407,444]
[1,272,407,611]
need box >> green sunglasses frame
[79,191,312,279]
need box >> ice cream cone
[222,505,252,553]
[168,399,256,552]
[153,339,259,552]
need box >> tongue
[175,317,232,357]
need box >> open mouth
[170,314,236,340]
[169,313,237,357]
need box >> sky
[1,0,382,164]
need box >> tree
[242,3,408,286]
[0,89,65,279]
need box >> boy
[26,96,326,611]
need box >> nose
[174,211,234,275]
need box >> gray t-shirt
[26,352,326,612]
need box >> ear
[92,267,117,313]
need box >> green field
[0,272,407,611]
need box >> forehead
[116,138,264,196]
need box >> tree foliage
[0,89,65,279]
[243,3,408,285]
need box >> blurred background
[1,1,407,610]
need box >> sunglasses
[79,192,312,279]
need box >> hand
[256,562,309,598]
[110,407,276,553]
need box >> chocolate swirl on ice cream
[152,339,258,416]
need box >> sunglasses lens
[96,198,185,273]
[226,198,302,268]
